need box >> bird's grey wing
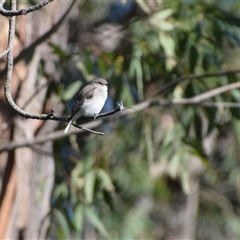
[70,85,96,118]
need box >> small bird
[64,78,109,134]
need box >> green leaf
[169,153,181,179]
[182,137,206,157]
[230,90,240,119]
[159,32,176,70]
[135,0,151,14]
[53,182,69,199]
[181,169,190,194]
[53,209,71,239]
[149,10,175,31]
[152,9,173,20]
[177,32,188,57]
[85,207,109,237]
[185,82,195,98]
[194,111,203,140]
[202,54,210,71]
[62,81,82,101]
[212,21,223,48]
[129,45,143,100]
[48,42,68,59]
[84,170,97,204]
[97,169,114,192]
[189,45,198,72]
[230,106,240,120]
[222,15,240,28]
[204,107,217,134]
[103,190,114,211]
[73,203,84,233]
[181,106,194,136]
[144,116,153,164]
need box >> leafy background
[1,0,240,239]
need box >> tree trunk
[0,2,71,239]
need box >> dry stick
[201,102,240,108]
[72,123,104,136]
[1,81,240,153]
[0,0,80,79]
[0,47,10,59]
[0,0,51,63]
[0,119,105,152]
[3,8,61,121]
[149,68,240,98]
[0,0,53,16]
[151,81,240,106]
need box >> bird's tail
[64,120,72,134]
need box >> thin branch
[72,123,104,136]
[0,119,105,152]
[149,68,240,98]
[0,0,80,79]
[0,0,53,16]
[2,91,240,153]
[95,101,125,119]
[201,102,240,108]
[151,81,240,106]
[4,0,16,113]
[0,47,10,59]
[2,0,85,122]
[0,98,238,153]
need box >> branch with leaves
[2,0,240,152]
[1,80,240,153]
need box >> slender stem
[149,69,240,98]
[0,0,53,16]
[72,123,104,136]
[0,47,10,59]
[0,0,81,79]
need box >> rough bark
[0,2,71,239]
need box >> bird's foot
[94,113,99,119]
[117,101,125,111]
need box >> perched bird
[64,78,109,134]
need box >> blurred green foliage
[48,0,240,239]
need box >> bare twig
[0,47,10,59]
[151,81,240,106]
[0,0,53,16]
[72,123,104,136]
[0,119,105,152]
[0,0,80,78]
[149,68,240,98]
[4,0,16,113]
[201,102,240,108]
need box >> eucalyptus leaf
[85,207,109,237]
[84,170,97,204]
[62,81,82,101]
[73,204,84,233]
[97,169,114,192]
[53,209,71,239]
[159,32,176,70]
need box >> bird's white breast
[82,85,108,117]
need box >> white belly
[82,88,107,117]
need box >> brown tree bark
[0,2,72,239]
